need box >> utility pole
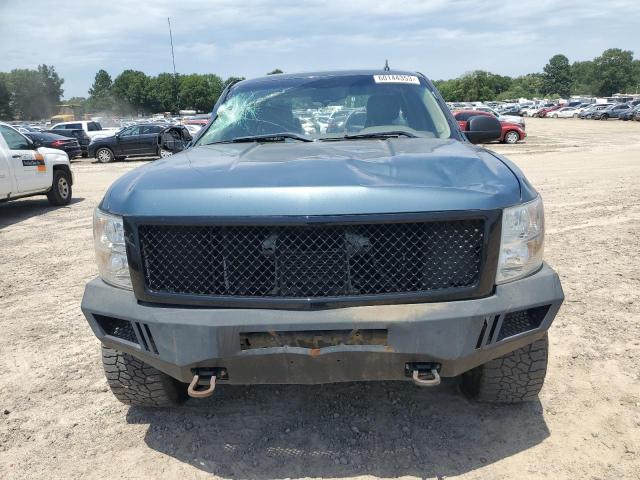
[167,17,179,112]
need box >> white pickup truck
[51,120,118,140]
[0,122,73,205]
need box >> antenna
[167,17,179,111]
[384,59,390,71]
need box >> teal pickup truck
[82,70,563,407]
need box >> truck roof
[235,69,425,88]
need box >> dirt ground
[1,117,639,479]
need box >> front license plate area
[240,329,388,350]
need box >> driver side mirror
[27,138,40,149]
[463,115,502,144]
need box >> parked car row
[536,101,640,120]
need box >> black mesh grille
[94,314,138,344]
[138,220,485,298]
[497,306,550,341]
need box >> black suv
[88,124,191,163]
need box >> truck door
[139,125,162,155]
[0,124,48,193]
[116,125,143,155]
[0,137,14,197]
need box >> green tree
[433,78,463,101]
[592,48,634,96]
[151,73,181,112]
[5,65,64,120]
[112,70,153,115]
[179,74,224,112]
[435,71,512,101]
[266,69,283,75]
[542,54,572,98]
[38,64,64,115]
[7,69,46,120]
[457,71,499,101]
[496,73,544,100]
[570,61,596,95]
[87,69,114,112]
[0,73,12,119]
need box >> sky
[1,0,639,99]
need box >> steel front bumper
[81,264,563,384]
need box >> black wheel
[460,334,548,403]
[102,347,188,407]
[503,130,520,144]
[600,114,608,120]
[47,169,72,206]
[96,147,114,163]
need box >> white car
[0,122,73,205]
[521,106,543,117]
[549,107,578,118]
[463,106,525,126]
[50,120,118,141]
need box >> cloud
[0,0,638,97]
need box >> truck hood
[102,137,523,217]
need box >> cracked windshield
[196,74,451,144]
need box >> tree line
[0,67,283,120]
[83,68,284,116]
[0,65,64,120]
[1,48,638,120]
[434,48,640,102]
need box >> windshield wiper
[340,131,418,140]
[208,132,312,144]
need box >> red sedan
[453,110,526,144]
[536,104,562,118]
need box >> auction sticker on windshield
[373,74,420,84]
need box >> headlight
[496,196,544,284]
[93,208,132,289]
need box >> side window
[0,125,31,150]
[141,125,161,134]
[120,126,140,137]
[69,123,82,129]
[52,124,64,130]
[88,122,102,131]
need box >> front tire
[503,130,520,144]
[96,147,114,163]
[461,334,549,403]
[47,169,72,206]
[158,148,173,158]
[102,347,188,407]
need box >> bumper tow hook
[405,363,441,387]
[187,374,216,398]
[412,368,441,387]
